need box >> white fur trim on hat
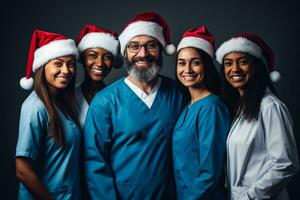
[270,70,281,82]
[33,39,79,72]
[215,37,262,64]
[20,77,34,90]
[119,21,165,55]
[77,32,119,56]
[165,44,176,55]
[177,37,214,58]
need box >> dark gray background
[1,0,299,199]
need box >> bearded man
[83,12,186,200]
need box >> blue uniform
[16,92,82,200]
[173,95,230,200]
[83,76,186,200]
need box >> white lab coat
[75,85,89,129]
[226,90,299,200]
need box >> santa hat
[118,12,176,56]
[216,33,281,82]
[177,26,215,58]
[76,25,119,57]
[20,29,79,90]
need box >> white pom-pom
[20,77,34,90]
[270,71,281,82]
[165,44,176,55]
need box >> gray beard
[126,63,161,83]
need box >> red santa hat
[177,26,215,58]
[216,33,281,82]
[118,12,176,56]
[20,29,79,90]
[76,25,119,57]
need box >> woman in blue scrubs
[172,26,230,200]
[16,30,81,200]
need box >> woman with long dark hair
[172,26,230,200]
[16,30,81,200]
[75,25,121,128]
[216,33,299,200]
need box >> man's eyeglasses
[126,41,159,53]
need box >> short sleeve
[16,102,48,160]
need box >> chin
[181,82,195,88]
[91,76,104,82]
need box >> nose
[136,45,149,57]
[184,62,193,73]
[61,64,70,74]
[95,56,103,66]
[231,61,241,72]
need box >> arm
[83,96,118,200]
[16,99,53,198]
[16,157,53,200]
[189,104,230,200]
[241,102,300,200]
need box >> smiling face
[82,47,113,82]
[177,47,205,88]
[44,55,76,95]
[223,52,257,96]
[125,35,162,82]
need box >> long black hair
[221,55,276,121]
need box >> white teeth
[56,77,69,81]
[183,76,196,81]
[92,68,105,74]
[232,75,244,81]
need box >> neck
[81,78,106,104]
[188,86,211,104]
[238,88,245,97]
[127,75,159,94]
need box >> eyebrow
[53,58,65,62]
[224,56,248,61]
[53,58,74,63]
[102,52,112,56]
[128,40,157,44]
[85,50,99,54]
[177,57,201,60]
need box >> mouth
[91,67,106,75]
[56,76,70,82]
[230,74,245,81]
[135,60,151,67]
[181,74,198,81]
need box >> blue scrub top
[83,76,186,200]
[173,95,230,200]
[16,91,82,200]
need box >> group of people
[15,11,299,200]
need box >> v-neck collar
[124,77,161,109]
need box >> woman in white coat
[216,33,299,200]
[75,25,120,128]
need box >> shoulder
[261,91,288,111]
[22,91,46,112]
[196,95,229,117]
[90,77,125,107]
[199,95,227,108]
[20,91,48,121]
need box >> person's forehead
[129,35,157,43]
[84,47,111,54]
